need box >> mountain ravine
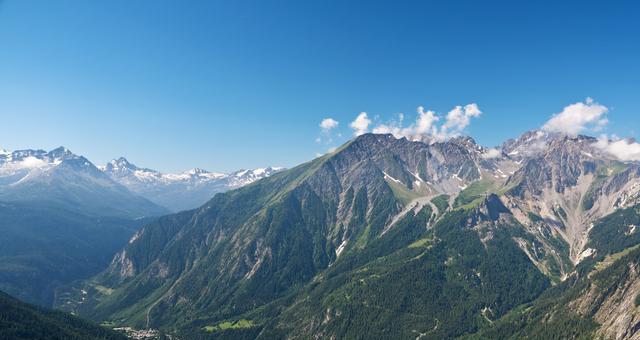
[57,132,640,339]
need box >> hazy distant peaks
[0,146,84,173]
[100,157,277,183]
[99,157,284,211]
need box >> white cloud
[20,156,48,168]
[481,148,502,159]
[2,156,50,172]
[415,107,440,136]
[367,103,481,143]
[350,112,372,136]
[595,135,640,162]
[444,104,482,131]
[319,118,339,132]
[542,98,609,136]
[435,104,482,141]
[372,108,439,141]
[316,117,340,145]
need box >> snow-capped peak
[185,168,227,179]
[48,146,82,164]
[0,146,95,185]
[1,146,80,165]
[101,157,283,188]
[227,166,283,186]
[98,157,284,211]
[161,168,227,181]
[186,168,206,175]
[103,157,138,171]
[253,168,267,176]
[183,168,223,177]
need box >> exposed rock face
[603,166,640,210]
[110,250,135,278]
[473,194,511,222]
[501,130,553,162]
[328,134,491,194]
[501,135,640,265]
[506,135,599,197]
[572,262,640,339]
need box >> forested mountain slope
[0,290,125,340]
[468,204,640,340]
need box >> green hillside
[0,290,125,340]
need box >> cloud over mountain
[542,98,608,136]
[595,135,640,161]
[350,112,372,136]
[481,148,502,159]
[368,103,482,142]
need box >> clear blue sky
[0,0,638,172]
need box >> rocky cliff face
[506,135,599,196]
[501,135,640,265]
[573,260,640,340]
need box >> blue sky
[0,0,638,172]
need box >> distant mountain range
[57,131,640,339]
[0,146,279,307]
[0,147,165,218]
[99,157,283,212]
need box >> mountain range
[99,157,283,212]
[0,147,278,308]
[54,131,640,339]
[0,147,165,218]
